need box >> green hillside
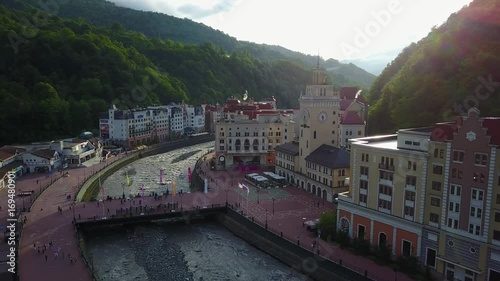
[367,0,500,134]
[3,0,375,88]
[0,5,315,145]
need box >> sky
[110,0,474,66]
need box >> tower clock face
[302,109,310,123]
[318,111,327,123]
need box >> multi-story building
[337,108,500,281]
[100,103,203,148]
[275,64,357,202]
[184,105,205,134]
[214,111,294,168]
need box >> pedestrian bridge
[74,204,226,228]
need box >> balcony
[379,163,395,171]
[379,179,393,186]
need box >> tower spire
[317,49,320,68]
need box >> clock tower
[298,64,340,172]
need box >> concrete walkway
[1,148,415,281]
[0,154,126,281]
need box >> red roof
[430,123,458,142]
[340,111,364,125]
[340,87,359,100]
[482,118,500,145]
[0,146,26,161]
[340,99,353,110]
[355,93,366,104]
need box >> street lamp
[225,189,229,206]
[272,198,275,214]
[265,209,268,229]
[180,193,184,210]
[122,183,125,199]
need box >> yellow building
[275,64,355,202]
[337,108,500,281]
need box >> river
[86,141,311,281]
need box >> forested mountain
[0,5,317,145]
[367,0,500,134]
[2,0,375,88]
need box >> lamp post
[122,183,125,199]
[272,198,275,214]
[180,193,184,210]
[265,209,268,229]
[225,189,229,206]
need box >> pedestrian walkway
[0,154,126,281]
[2,147,415,281]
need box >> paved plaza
[0,150,413,281]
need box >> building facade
[215,112,294,168]
[99,103,203,148]
[275,65,359,202]
[337,108,500,281]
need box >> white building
[184,105,205,133]
[100,103,201,148]
[22,149,61,173]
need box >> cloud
[110,0,239,19]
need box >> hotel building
[337,108,500,281]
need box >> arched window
[379,233,387,248]
[235,139,241,151]
[244,139,250,150]
[252,139,259,150]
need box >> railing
[74,224,100,281]
[378,163,395,171]
[225,206,388,281]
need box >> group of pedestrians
[33,241,77,264]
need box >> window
[497,194,500,204]
[402,240,412,256]
[406,176,417,186]
[470,207,482,219]
[474,153,488,166]
[450,185,461,196]
[432,181,442,191]
[433,165,443,175]
[434,149,439,158]
[404,206,414,217]
[358,225,365,239]
[430,213,439,223]
[405,191,416,201]
[447,218,458,229]
[359,194,367,204]
[360,166,369,176]
[452,150,464,162]
[430,197,440,207]
[494,230,500,241]
[471,189,484,201]
[359,180,368,189]
[468,224,481,235]
[496,212,500,223]
[379,185,392,196]
[449,202,460,212]
[439,149,444,158]
[378,199,392,210]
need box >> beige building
[215,112,294,168]
[337,108,500,281]
[275,65,353,202]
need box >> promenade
[1,148,414,281]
